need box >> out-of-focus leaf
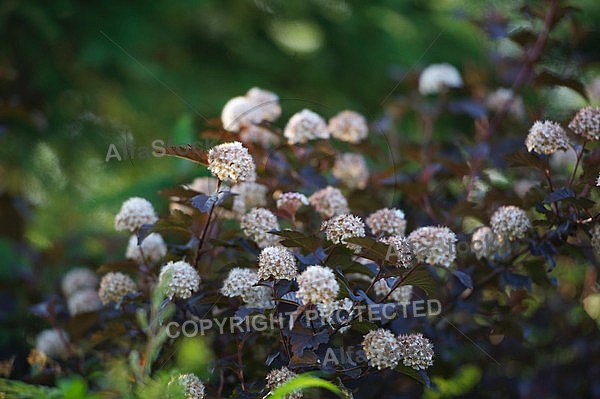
[542,188,575,204]
[290,329,329,357]
[535,70,588,100]
[502,271,532,291]
[452,270,473,289]
[504,152,544,169]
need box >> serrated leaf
[401,268,436,296]
[504,151,544,169]
[163,144,208,165]
[542,188,575,204]
[290,329,330,357]
[272,230,321,252]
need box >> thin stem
[568,141,587,188]
[377,262,420,303]
[193,179,222,268]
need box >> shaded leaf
[290,329,329,357]
[272,230,321,252]
[452,270,473,289]
[163,144,208,165]
[503,151,544,169]
[535,70,588,101]
[542,188,575,204]
[401,268,436,296]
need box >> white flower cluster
[362,329,434,371]
[419,63,463,95]
[317,298,354,332]
[463,175,490,203]
[471,226,500,260]
[296,265,340,305]
[397,333,435,370]
[332,153,369,190]
[220,268,274,309]
[221,87,281,132]
[486,88,525,118]
[321,214,366,253]
[525,120,570,154]
[61,268,99,298]
[125,233,167,264]
[490,206,531,241]
[568,106,600,140]
[283,109,329,144]
[258,246,298,280]
[361,329,401,370]
[114,197,158,232]
[67,289,102,316]
[169,373,206,399]
[276,192,309,214]
[35,329,69,358]
[159,260,201,300]
[308,186,349,219]
[208,141,256,183]
[98,272,137,307]
[373,279,413,304]
[328,110,369,143]
[407,226,457,267]
[366,208,407,237]
[265,367,302,399]
[240,207,280,248]
[379,235,414,268]
[231,181,268,215]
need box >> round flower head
[266,367,302,399]
[114,197,158,232]
[332,153,369,190]
[125,233,167,264]
[525,120,569,154]
[61,268,99,298]
[322,214,366,253]
[221,268,274,309]
[258,246,298,280]
[276,192,309,214]
[367,208,407,237]
[159,260,201,300]
[231,181,268,215]
[308,186,349,219]
[328,110,368,143]
[35,329,69,358]
[245,87,282,123]
[591,224,600,257]
[568,106,600,140]
[221,96,256,132]
[379,235,414,268]
[283,109,329,145]
[240,207,280,248]
[297,265,339,305]
[471,226,499,260]
[240,125,281,148]
[397,333,434,370]
[67,289,102,316]
[490,206,531,241]
[463,175,490,203]
[486,88,525,118]
[407,226,457,267]
[98,272,137,306]
[362,329,401,370]
[317,298,354,332]
[208,141,256,183]
[373,279,413,304]
[169,373,206,399]
[419,63,463,95]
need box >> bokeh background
[2,0,600,397]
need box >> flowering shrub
[6,2,600,398]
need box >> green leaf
[400,268,436,296]
[272,230,321,252]
[345,237,391,262]
[268,373,342,399]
